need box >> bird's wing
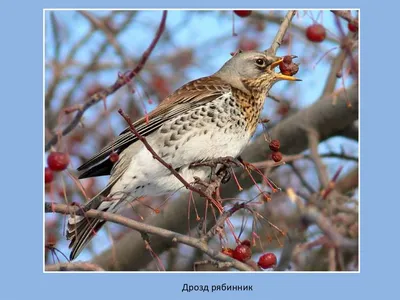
[77,76,231,177]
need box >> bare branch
[201,202,245,243]
[302,206,358,252]
[45,202,254,271]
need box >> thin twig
[201,202,245,243]
[287,162,316,194]
[265,10,297,56]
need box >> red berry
[45,167,54,183]
[47,152,70,171]
[221,247,234,257]
[269,139,281,152]
[279,56,299,76]
[306,24,326,43]
[234,10,252,18]
[271,152,283,162]
[233,244,252,262]
[348,21,358,32]
[258,252,277,269]
[109,152,119,163]
[241,239,251,247]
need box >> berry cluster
[269,139,282,162]
[45,152,70,184]
[221,240,277,270]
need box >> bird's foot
[189,156,239,172]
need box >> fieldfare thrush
[67,50,300,260]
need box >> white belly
[108,96,251,201]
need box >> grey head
[214,50,299,93]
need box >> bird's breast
[154,93,251,166]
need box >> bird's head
[214,50,300,93]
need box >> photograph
[44,9,359,272]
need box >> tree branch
[302,206,358,252]
[45,202,254,271]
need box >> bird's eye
[255,58,266,67]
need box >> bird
[67,50,300,260]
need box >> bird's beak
[270,57,301,81]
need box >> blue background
[1,0,395,299]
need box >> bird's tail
[66,188,118,261]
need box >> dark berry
[279,62,299,76]
[269,139,280,152]
[306,24,326,43]
[271,152,283,162]
[45,167,54,183]
[234,10,252,18]
[348,21,358,32]
[258,252,277,269]
[233,244,252,262]
[47,152,70,171]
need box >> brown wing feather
[77,76,231,176]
